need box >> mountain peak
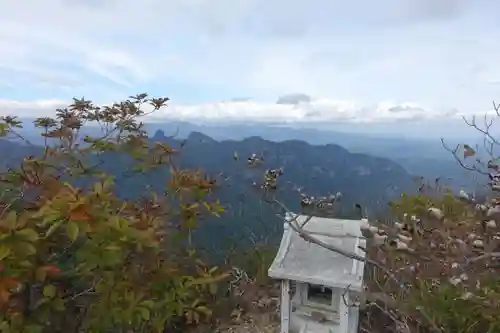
[151,129,166,141]
[187,131,217,143]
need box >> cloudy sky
[0,0,500,137]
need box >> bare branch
[462,114,500,148]
[440,138,487,175]
[267,198,407,291]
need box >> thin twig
[269,198,407,292]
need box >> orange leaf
[463,145,475,159]
[69,206,90,221]
[43,127,72,138]
[40,265,61,276]
[1,277,21,289]
[6,310,21,318]
[0,289,10,305]
[463,150,473,158]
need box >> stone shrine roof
[268,213,366,291]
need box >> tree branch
[267,198,407,292]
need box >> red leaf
[69,206,90,221]
[0,289,10,305]
[40,265,61,276]
[463,146,475,159]
[1,277,20,289]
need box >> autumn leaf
[34,265,61,283]
[35,267,47,282]
[0,289,10,305]
[0,94,233,332]
[40,265,61,276]
[1,277,21,289]
[69,205,90,221]
[0,277,20,306]
[6,310,21,318]
[42,127,72,138]
[463,144,476,159]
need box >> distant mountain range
[0,127,418,250]
[13,118,487,191]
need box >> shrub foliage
[0,94,228,333]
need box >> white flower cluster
[360,213,423,251]
[300,192,342,210]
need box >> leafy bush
[0,94,229,333]
[252,129,500,332]
[362,188,500,333]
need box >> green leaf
[16,228,39,242]
[138,307,150,320]
[196,305,212,317]
[0,123,9,137]
[4,211,17,229]
[93,182,103,195]
[109,215,121,229]
[140,300,155,309]
[24,325,44,333]
[45,220,63,238]
[39,213,60,226]
[0,244,10,260]
[52,298,66,311]
[34,298,51,309]
[43,284,56,298]
[66,221,79,242]
[209,283,218,295]
[19,242,37,256]
[18,260,32,268]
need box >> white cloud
[0,96,463,124]
[0,99,67,117]
[0,0,499,135]
[1,95,494,140]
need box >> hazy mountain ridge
[0,129,416,250]
[153,129,415,208]
[149,129,416,249]
[9,118,486,191]
[146,121,487,191]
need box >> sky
[1,0,500,138]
